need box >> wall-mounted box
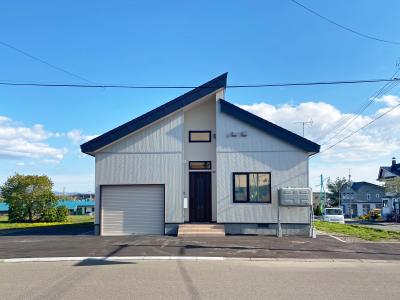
[279,188,312,206]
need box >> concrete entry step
[178,224,225,237]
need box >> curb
[1,256,400,264]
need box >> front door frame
[189,171,212,223]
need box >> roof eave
[80,73,228,155]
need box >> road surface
[0,260,399,299]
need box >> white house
[378,157,400,219]
[81,74,320,236]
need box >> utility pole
[294,119,313,137]
[319,174,326,214]
[348,169,353,218]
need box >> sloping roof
[378,165,400,179]
[219,99,320,154]
[0,202,8,211]
[57,200,95,210]
[349,181,384,192]
[81,73,228,155]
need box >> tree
[385,177,400,195]
[327,177,348,207]
[0,174,61,222]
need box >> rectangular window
[189,131,211,142]
[367,193,371,200]
[233,172,271,203]
[234,174,248,202]
[189,161,211,170]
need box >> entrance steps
[178,224,225,237]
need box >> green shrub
[55,206,69,222]
[41,207,57,222]
[1,174,57,222]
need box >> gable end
[81,73,227,155]
[219,99,320,154]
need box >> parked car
[323,208,345,224]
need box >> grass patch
[0,215,94,230]
[314,220,400,241]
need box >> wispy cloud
[67,129,98,145]
[0,116,67,161]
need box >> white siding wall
[216,106,310,224]
[94,112,184,225]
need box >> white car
[322,208,345,224]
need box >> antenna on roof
[294,119,313,137]
[348,169,352,185]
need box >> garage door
[101,185,164,236]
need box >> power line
[315,102,400,156]
[0,78,399,89]
[316,67,400,144]
[0,40,95,84]
[289,0,400,45]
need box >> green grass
[314,220,400,241]
[0,215,94,230]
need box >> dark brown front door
[189,172,212,222]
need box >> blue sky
[1,0,400,192]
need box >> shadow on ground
[0,223,94,236]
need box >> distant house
[0,200,95,217]
[378,157,400,181]
[340,182,385,217]
[312,192,335,208]
[0,203,8,215]
[57,200,95,215]
[377,157,400,219]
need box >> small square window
[189,131,211,142]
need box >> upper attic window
[189,131,211,143]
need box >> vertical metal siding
[102,185,164,235]
[216,108,310,224]
[95,112,184,224]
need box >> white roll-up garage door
[101,185,164,236]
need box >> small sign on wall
[183,197,188,209]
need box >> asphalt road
[1,260,399,300]
[1,234,400,260]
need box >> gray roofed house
[377,157,400,220]
[81,73,320,237]
[340,181,385,218]
[378,157,400,181]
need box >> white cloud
[67,129,97,144]
[238,95,400,163]
[0,116,11,123]
[375,95,400,107]
[0,116,67,161]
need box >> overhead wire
[0,78,399,89]
[289,0,400,45]
[0,40,95,84]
